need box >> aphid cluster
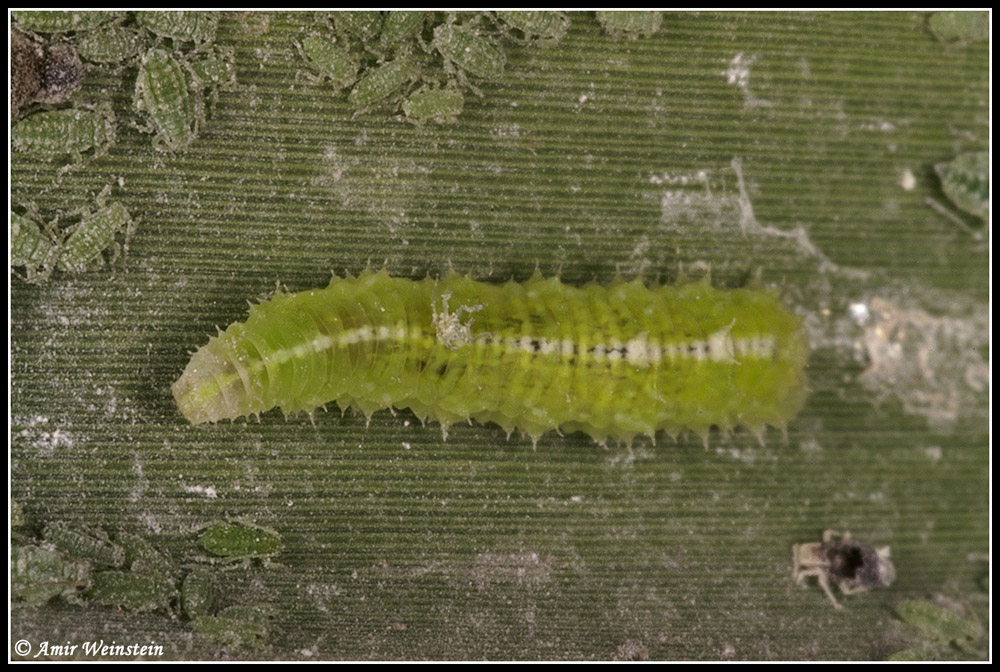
[297,11,570,124]
[11,516,277,650]
[11,185,136,284]
[792,529,896,609]
[11,11,236,155]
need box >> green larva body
[299,35,359,90]
[77,23,151,65]
[174,272,807,444]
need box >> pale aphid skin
[936,151,989,221]
[77,22,151,65]
[42,523,126,569]
[379,11,426,48]
[296,35,360,91]
[11,544,91,605]
[402,87,464,124]
[432,23,506,80]
[13,11,119,34]
[348,59,415,108]
[927,11,988,45]
[793,530,896,609]
[135,48,202,152]
[181,570,216,621]
[496,11,570,43]
[87,570,178,613]
[56,199,135,273]
[595,11,664,39]
[135,11,219,45]
[12,106,116,172]
[330,11,384,42]
[11,211,58,283]
[174,270,808,446]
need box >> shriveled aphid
[348,58,416,108]
[496,11,570,43]
[42,522,126,568]
[379,11,426,48]
[402,86,464,124]
[135,47,202,152]
[595,11,664,39]
[198,521,281,564]
[296,34,360,90]
[135,11,219,46]
[927,11,989,45]
[330,11,384,42]
[191,606,272,650]
[87,571,178,613]
[13,10,119,34]
[12,105,116,176]
[117,532,176,577]
[432,23,505,80]
[11,210,58,284]
[181,570,216,621]
[56,187,136,273]
[936,151,989,222]
[11,544,91,605]
[792,529,895,609]
[77,22,151,65]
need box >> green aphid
[87,571,178,613]
[348,59,414,108]
[42,523,126,568]
[135,48,202,152]
[936,151,989,221]
[77,23,151,65]
[188,46,238,91]
[297,35,359,90]
[181,570,216,621]
[927,11,989,45]
[135,11,219,45]
[13,11,118,34]
[595,11,664,39]
[117,532,176,577]
[192,606,271,650]
[57,196,136,274]
[330,11,384,42]
[11,211,58,284]
[379,11,426,47]
[402,87,464,124]
[896,600,984,649]
[12,106,116,173]
[497,11,570,42]
[432,23,505,80]
[198,521,282,562]
[12,545,91,605]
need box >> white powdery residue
[858,297,989,428]
[731,157,869,280]
[180,483,219,499]
[725,53,774,109]
[899,168,917,191]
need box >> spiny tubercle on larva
[172,270,808,446]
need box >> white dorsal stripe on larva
[260,324,774,371]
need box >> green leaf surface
[11,12,988,660]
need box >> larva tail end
[172,344,245,425]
